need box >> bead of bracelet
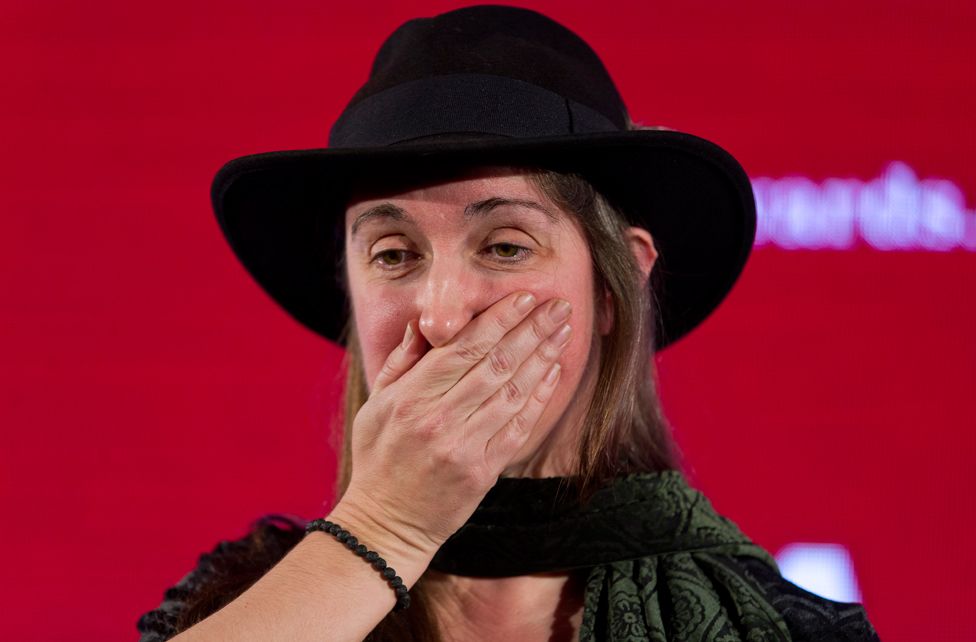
[305,518,410,612]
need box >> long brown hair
[339,166,680,640]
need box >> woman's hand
[329,291,572,569]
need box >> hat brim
[211,129,756,350]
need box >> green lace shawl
[429,470,872,641]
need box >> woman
[138,6,879,641]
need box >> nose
[416,260,480,348]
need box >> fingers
[441,298,572,418]
[483,360,562,471]
[371,320,427,396]
[419,291,543,395]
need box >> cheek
[551,301,596,397]
[353,290,414,390]
[523,260,600,431]
[519,277,597,412]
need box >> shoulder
[136,514,307,641]
[735,556,881,642]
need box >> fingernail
[514,292,536,313]
[401,322,414,348]
[544,363,561,384]
[548,299,571,322]
[553,323,571,346]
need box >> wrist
[306,519,413,612]
[325,496,439,586]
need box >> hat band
[329,73,621,148]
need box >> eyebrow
[463,197,558,222]
[350,203,409,237]
[350,197,557,237]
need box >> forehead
[343,167,555,223]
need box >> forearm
[171,508,434,642]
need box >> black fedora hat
[211,4,756,350]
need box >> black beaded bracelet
[305,518,411,612]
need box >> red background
[3,1,974,639]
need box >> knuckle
[507,412,529,436]
[467,464,494,490]
[422,350,454,379]
[532,384,551,404]
[500,378,522,404]
[529,316,550,342]
[437,442,462,464]
[431,446,453,467]
[423,410,451,435]
[487,345,514,377]
[453,337,491,364]
[492,312,512,332]
[389,398,420,425]
[536,340,562,363]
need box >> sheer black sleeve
[736,556,881,641]
[136,514,306,641]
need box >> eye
[371,249,415,268]
[369,242,532,270]
[492,243,519,258]
[486,243,531,262]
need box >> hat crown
[335,5,629,141]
